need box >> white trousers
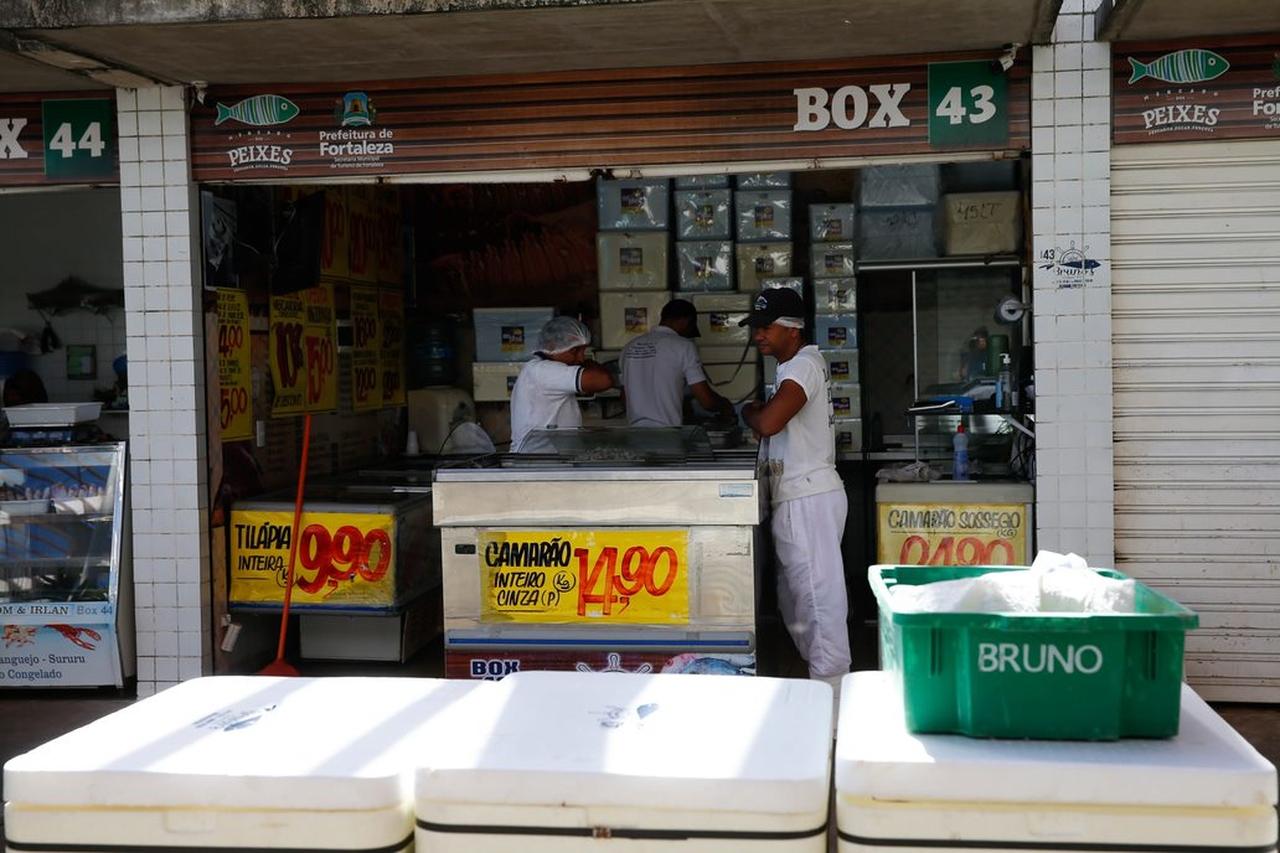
[771,489,851,679]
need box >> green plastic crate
[870,564,1199,741]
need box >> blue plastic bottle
[953,422,970,481]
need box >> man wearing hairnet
[509,316,614,453]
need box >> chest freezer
[4,676,484,853]
[835,671,1277,853]
[415,670,832,851]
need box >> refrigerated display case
[432,426,763,679]
[0,442,134,687]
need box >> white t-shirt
[509,355,583,452]
[765,345,842,504]
[620,325,708,428]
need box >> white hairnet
[537,316,591,355]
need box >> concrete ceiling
[1098,0,1280,42]
[0,49,109,91]
[4,0,1054,89]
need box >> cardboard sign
[229,509,397,608]
[479,530,690,625]
[216,289,253,440]
[877,502,1030,566]
[268,292,306,417]
[350,286,382,411]
[379,289,405,407]
[303,283,337,413]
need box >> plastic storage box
[736,171,792,188]
[835,671,1276,853]
[472,362,524,402]
[736,190,793,242]
[473,307,554,363]
[676,240,735,292]
[858,164,942,208]
[834,418,862,459]
[686,292,752,346]
[676,174,732,189]
[824,349,859,384]
[705,361,761,402]
[817,278,857,312]
[675,189,733,240]
[811,242,856,278]
[600,290,670,349]
[869,564,1201,740]
[762,276,805,297]
[858,207,938,260]
[816,313,857,350]
[810,203,857,242]
[3,676,484,853]
[596,232,670,291]
[942,191,1023,255]
[737,243,794,292]
[596,178,670,231]
[830,383,861,419]
[415,671,833,852]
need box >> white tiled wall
[117,86,211,696]
[1031,0,1115,565]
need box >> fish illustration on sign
[215,95,300,127]
[1127,49,1230,85]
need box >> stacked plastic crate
[809,199,861,460]
[672,175,754,405]
[470,307,555,403]
[595,179,672,363]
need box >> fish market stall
[432,427,762,678]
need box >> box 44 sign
[43,100,115,180]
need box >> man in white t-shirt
[621,299,734,428]
[509,316,614,453]
[740,288,850,694]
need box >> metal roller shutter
[1111,138,1280,703]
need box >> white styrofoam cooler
[4,676,483,853]
[416,671,833,851]
[836,672,1278,853]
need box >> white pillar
[116,85,211,696]
[1030,0,1116,566]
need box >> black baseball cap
[661,298,701,338]
[739,288,805,328]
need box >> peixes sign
[480,530,690,624]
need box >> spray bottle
[997,353,1013,412]
[953,422,970,482]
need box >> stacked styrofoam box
[472,307,555,401]
[857,164,942,260]
[810,198,860,460]
[734,173,793,294]
[597,178,673,349]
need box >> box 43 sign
[42,100,115,180]
[793,60,1008,147]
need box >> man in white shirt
[740,288,850,694]
[509,316,614,452]
[620,299,734,428]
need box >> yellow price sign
[480,530,690,625]
[877,502,1028,566]
[230,509,397,608]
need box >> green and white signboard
[927,60,1009,147]
[42,99,115,180]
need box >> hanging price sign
[350,286,382,411]
[303,283,337,413]
[479,529,690,625]
[216,289,253,440]
[268,292,306,417]
[379,289,405,408]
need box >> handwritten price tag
[877,502,1028,566]
[216,289,253,440]
[480,530,690,624]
